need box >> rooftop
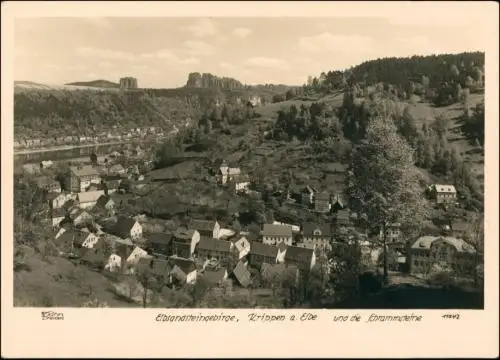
[173,227,197,241]
[189,219,218,232]
[411,236,475,253]
[433,184,457,193]
[262,224,292,237]
[198,238,232,252]
[302,223,332,237]
[170,256,197,274]
[70,165,100,178]
[77,190,105,204]
[232,261,251,288]
[284,245,315,262]
[250,241,279,258]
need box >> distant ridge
[65,79,120,88]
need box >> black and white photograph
[10,8,491,313]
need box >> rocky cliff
[186,72,245,90]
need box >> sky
[14,16,488,88]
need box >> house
[169,256,197,285]
[380,223,402,243]
[68,165,101,193]
[231,236,251,260]
[110,217,143,241]
[262,224,293,246]
[314,191,331,213]
[232,261,251,288]
[301,185,315,206]
[96,195,115,212]
[299,223,332,251]
[36,177,61,193]
[69,209,93,227]
[229,174,251,193]
[429,184,457,204]
[126,246,149,267]
[197,238,233,261]
[77,190,105,209]
[172,228,200,258]
[40,160,54,169]
[450,221,468,237]
[189,219,221,239]
[273,221,300,233]
[335,209,352,231]
[56,230,99,254]
[109,164,126,175]
[331,193,345,212]
[409,236,476,275]
[283,245,317,272]
[249,241,280,268]
[218,166,241,185]
[147,232,173,257]
[51,208,67,227]
[203,267,228,286]
[50,193,76,210]
[136,258,172,284]
[104,254,122,272]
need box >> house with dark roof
[68,165,101,193]
[96,195,115,212]
[283,245,316,272]
[299,223,332,251]
[147,232,173,257]
[109,217,142,240]
[68,209,93,227]
[335,209,352,231]
[314,191,331,213]
[55,229,99,255]
[170,256,197,284]
[189,219,221,239]
[172,228,200,258]
[249,241,279,268]
[36,176,61,193]
[51,208,67,227]
[262,224,293,246]
[136,257,172,284]
[228,174,251,193]
[231,261,251,288]
[331,193,345,212]
[197,238,233,261]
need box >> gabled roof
[433,184,457,193]
[170,257,197,274]
[232,261,251,288]
[96,195,114,208]
[411,236,475,253]
[111,217,139,238]
[69,209,91,221]
[198,238,232,252]
[78,190,105,204]
[233,237,251,252]
[284,245,314,263]
[57,230,91,247]
[315,191,330,201]
[302,223,332,237]
[70,165,99,178]
[250,241,279,258]
[189,219,218,232]
[173,227,197,241]
[262,224,292,237]
[147,232,173,245]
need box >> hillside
[65,79,120,88]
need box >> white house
[126,246,149,266]
[169,256,197,285]
[77,190,106,209]
[262,224,293,246]
[110,217,143,241]
[231,236,251,260]
[105,254,122,273]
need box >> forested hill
[348,52,485,88]
[314,52,484,91]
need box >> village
[17,140,481,307]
